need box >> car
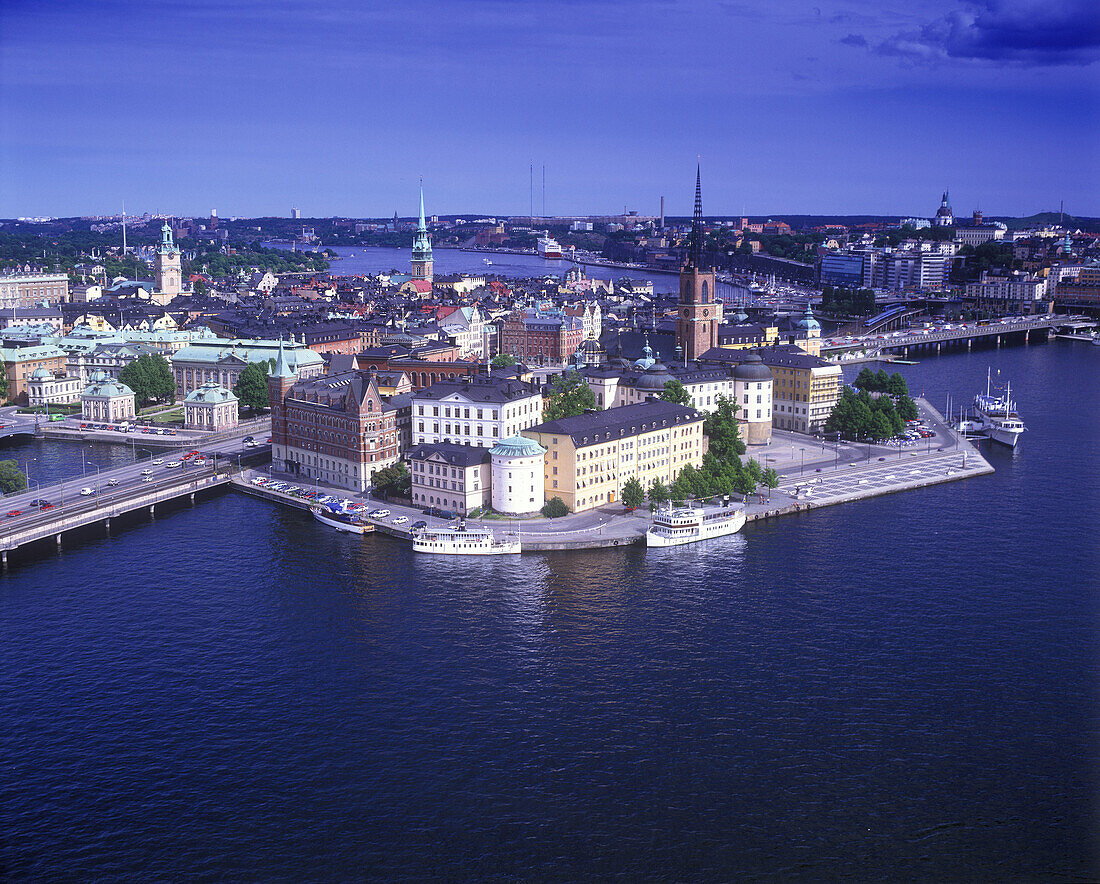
[29,498,46,506]
[153,458,164,465]
[392,516,409,525]
[142,475,154,483]
[188,450,199,458]
[80,487,94,496]
[245,440,259,447]
[6,510,22,517]
[369,509,390,518]
[243,436,254,443]
[40,503,53,510]
[411,520,427,529]
[141,468,154,476]
[878,457,887,461]
[166,461,181,468]
[107,478,120,486]
[142,428,152,434]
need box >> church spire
[688,162,703,268]
[418,177,427,232]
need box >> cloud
[876,0,1100,66]
[839,33,868,47]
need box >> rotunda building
[733,351,773,445]
[490,435,547,515]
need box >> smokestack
[660,196,665,229]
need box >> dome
[30,367,53,380]
[796,304,820,332]
[733,352,772,381]
[90,369,109,383]
[633,340,656,370]
[490,435,546,459]
[636,359,672,391]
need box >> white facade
[184,382,239,431]
[81,371,136,422]
[27,369,82,407]
[490,436,546,515]
[412,383,543,447]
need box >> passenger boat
[973,368,1026,448]
[412,520,520,555]
[311,505,375,535]
[645,503,746,548]
[537,235,563,259]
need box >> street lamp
[834,431,840,471]
[799,447,805,476]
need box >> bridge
[0,423,36,440]
[821,315,1064,360]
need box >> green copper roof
[491,435,546,459]
[271,336,297,379]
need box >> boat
[973,368,1026,448]
[645,503,746,548]
[412,520,521,555]
[537,235,563,259]
[483,258,493,265]
[311,505,375,534]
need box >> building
[0,273,69,309]
[81,369,136,423]
[153,221,183,304]
[954,210,1007,247]
[171,336,325,398]
[183,382,239,432]
[410,184,433,285]
[675,166,722,361]
[490,435,546,515]
[0,305,65,332]
[438,305,491,359]
[523,400,705,513]
[932,191,955,227]
[0,344,68,404]
[268,342,399,491]
[757,347,842,434]
[27,366,82,408]
[500,307,585,366]
[731,352,773,445]
[964,272,1051,315]
[412,375,543,447]
[407,442,491,516]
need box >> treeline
[852,367,909,396]
[190,242,329,276]
[821,285,876,316]
[825,386,919,442]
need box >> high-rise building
[291,207,301,219]
[411,182,433,284]
[675,165,721,362]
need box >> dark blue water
[2,341,1097,881]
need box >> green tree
[648,478,669,504]
[0,360,8,402]
[621,476,645,508]
[0,459,27,494]
[886,372,909,398]
[868,411,894,441]
[490,353,517,370]
[119,353,176,406]
[542,496,569,518]
[659,378,692,406]
[895,394,919,422]
[762,467,780,500]
[192,278,207,297]
[234,361,271,413]
[852,367,877,391]
[543,370,596,421]
[702,394,745,460]
[371,462,411,498]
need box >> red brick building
[500,308,585,366]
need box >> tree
[853,367,877,391]
[192,278,207,297]
[0,459,27,495]
[659,378,692,406]
[648,478,669,504]
[119,353,176,406]
[490,354,517,370]
[702,394,745,460]
[895,394,919,422]
[0,360,7,402]
[234,361,271,413]
[886,372,909,398]
[763,467,780,499]
[621,476,645,508]
[371,462,411,498]
[542,496,569,518]
[868,411,894,441]
[543,370,596,421]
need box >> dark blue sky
[1,0,1097,218]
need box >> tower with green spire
[411,180,434,284]
[154,220,182,301]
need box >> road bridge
[821,315,1063,360]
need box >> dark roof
[414,375,539,403]
[405,442,491,467]
[528,400,701,448]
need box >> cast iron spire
[689,162,703,267]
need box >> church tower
[267,337,299,471]
[675,165,721,362]
[411,181,434,284]
[154,221,182,302]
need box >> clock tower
[676,165,721,362]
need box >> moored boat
[413,520,520,555]
[646,503,746,548]
[973,368,1026,448]
[311,505,375,534]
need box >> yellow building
[760,347,842,434]
[523,400,704,513]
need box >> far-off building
[81,369,136,423]
[184,381,239,432]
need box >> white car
[152,459,164,465]
[166,461,181,468]
[79,487,94,496]
[369,509,390,518]
[107,478,120,486]
[142,475,154,483]
[392,516,409,525]
[141,469,154,476]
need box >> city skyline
[1,0,1097,218]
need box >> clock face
[703,309,709,317]
[682,309,689,318]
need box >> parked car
[392,516,409,525]
[411,520,427,529]
[369,509,390,518]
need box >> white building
[81,370,136,423]
[0,273,69,309]
[27,367,82,408]
[184,382,239,431]
[490,435,546,515]
[412,376,543,447]
[965,272,1051,315]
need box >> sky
[1,0,1097,219]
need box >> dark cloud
[878,0,1100,66]
[839,33,868,47]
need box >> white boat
[537,235,563,259]
[646,503,746,548]
[311,505,375,535]
[413,520,520,555]
[483,258,493,265]
[973,368,1026,448]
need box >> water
[1,341,1097,880]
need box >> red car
[6,510,21,518]
[40,503,53,510]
